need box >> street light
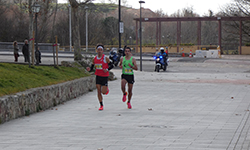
[118,0,121,51]
[139,1,145,71]
[85,6,88,52]
[69,4,72,52]
[32,2,41,65]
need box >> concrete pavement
[1,67,250,150]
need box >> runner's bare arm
[119,57,123,69]
[106,57,114,71]
[106,56,110,64]
[87,59,95,72]
[132,58,138,70]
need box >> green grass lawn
[0,63,90,97]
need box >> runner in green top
[119,47,138,109]
[122,56,134,75]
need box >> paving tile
[1,69,250,150]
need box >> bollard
[189,49,192,58]
[217,46,221,58]
[182,48,185,57]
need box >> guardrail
[0,42,59,51]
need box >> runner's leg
[101,86,107,94]
[121,79,127,94]
[96,84,103,105]
[127,83,133,103]
[121,78,128,102]
[101,77,109,95]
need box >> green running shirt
[122,56,134,75]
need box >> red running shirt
[94,54,109,77]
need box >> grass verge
[0,63,90,97]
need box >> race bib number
[95,64,103,69]
[125,68,132,73]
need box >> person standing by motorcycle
[119,47,138,109]
[87,44,114,111]
[155,48,159,56]
[165,46,169,57]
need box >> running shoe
[99,106,103,111]
[105,87,109,95]
[122,92,127,102]
[127,102,132,109]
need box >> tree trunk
[28,0,33,64]
[72,5,82,61]
[69,0,92,61]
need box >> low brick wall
[240,46,250,55]
[0,75,96,124]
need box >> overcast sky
[58,0,233,15]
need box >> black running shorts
[96,76,108,86]
[121,74,135,84]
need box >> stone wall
[0,75,96,124]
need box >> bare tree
[122,0,128,6]
[0,1,10,41]
[220,0,250,45]
[54,10,69,46]
[200,10,218,45]
[101,17,118,45]
[87,6,105,45]
[38,0,55,42]
[155,9,167,17]
[10,0,29,41]
[68,0,92,61]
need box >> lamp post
[85,6,88,52]
[118,0,121,51]
[69,4,72,52]
[32,2,41,65]
[139,1,145,71]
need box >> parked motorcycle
[117,47,124,62]
[153,55,169,72]
[109,48,119,66]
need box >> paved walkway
[1,68,250,150]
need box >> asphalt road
[139,59,250,73]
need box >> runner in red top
[87,44,113,110]
[94,54,109,77]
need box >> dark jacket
[22,44,29,56]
